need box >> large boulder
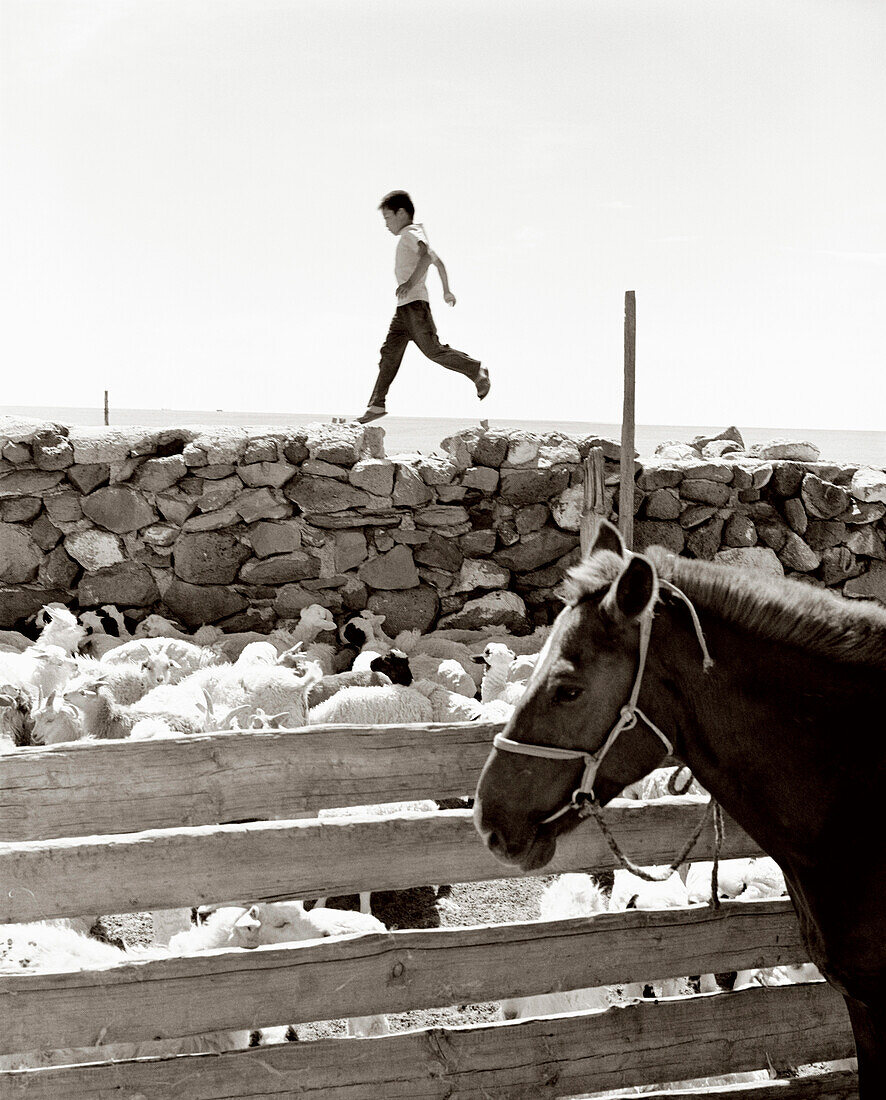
[64,529,125,572]
[493,528,578,572]
[285,476,372,513]
[173,531,252,584]
[358,545,420,590]
[0,586,68,627]
[716,547,785,576]
[850,466,886,505]
[752,439,820,462]
[78,562,160,608]
[81,487,155,534]
[162,579,249,627]
[349,459,395,497]
[239,552,321,585]
[437,590,529,632]
[843,562,886,604]
[800,474,850,520]
[0,470,66,499]
[0,523,42,583]
[499,467,570,505]
[367,584,439,634]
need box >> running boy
[357,191,490,423]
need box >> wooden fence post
[104,390,109,426]
[620,291,636,549]
[580,447,606,557]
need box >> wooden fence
[0,722,858,1098]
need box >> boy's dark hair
[379,190,415,219]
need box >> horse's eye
[553,685,583,704]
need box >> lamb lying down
[171,901,389,1038]
[0,922,249,1069]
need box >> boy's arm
[431,253,456,306]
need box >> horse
[474,518,886,1093]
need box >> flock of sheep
[0,601,850,1085]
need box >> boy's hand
[443,291,457,307]
[396,281,412,300]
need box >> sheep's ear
[601,555,658,627]
[234,907,261,932]
[588,518,626,560]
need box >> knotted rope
[588,793,726,910]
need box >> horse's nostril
[486,829,504,854]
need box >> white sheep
[309,683,433,726]
[0,921,260,1067]
[390,630,484,689]
[475,642,526,706]
[78,606,133,658]
[500,873,614,1021]
[609,868,694,1000]
[621,767,708,801]
[411,679,485,722]
[102,636,226,683]
[407,655,476,697]
[270,604,339,674]
[31,682,210,745]
[170,901,389,1038]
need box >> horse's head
[474,520,674,871]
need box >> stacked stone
[3,414,885,634]
[635,436,886,602]
[0,416,611,634]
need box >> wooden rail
[0,984,855,1099]
[0,722,501,841]
[0,899,809,1054]
[0,797,763,922]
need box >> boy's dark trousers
[367,300,481,409]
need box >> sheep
[170,901,389,1038]
[407,654,475,696]
[32,682,210,745]
[0,686,36,747]
[500,873,614,1021]
[474,642,527,706]
[132,657,322,733]
[609,868,694,1000]
[0,644,77,702]
[0,921,259,1068]
[270,604,339,674]
[35,604,87,655]
[307,668,392,709]
[61,656,174,709]
[102,636,226,683]
[621,767,708,801]
[308,683,433,726]
[340,609,392,652]
[78,606,135,658]
[411,679,485,722]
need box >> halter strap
[491,555,712,824]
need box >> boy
[357,190,490,423]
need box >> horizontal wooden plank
[0,899,808,1055]
[0,798,763,921]
[0,983,855,1099]
[0,722,501,842]
[592,1073,857,1100]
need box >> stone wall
[1,416,885,634]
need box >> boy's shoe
[357,405,387,424]
[475,367,491,400]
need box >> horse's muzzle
[473,799,557,870]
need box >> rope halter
[491,557,713,826]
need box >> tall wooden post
[103,391,109,426]
[620,291,636,549]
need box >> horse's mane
[566,547,886,670]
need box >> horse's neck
[643,607,859,862]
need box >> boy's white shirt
[394,223,431,305]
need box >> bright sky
[2,0,884,430]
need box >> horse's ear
[588,519,626,560]
[601,556,658,626]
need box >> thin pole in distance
[620,291,636,549]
